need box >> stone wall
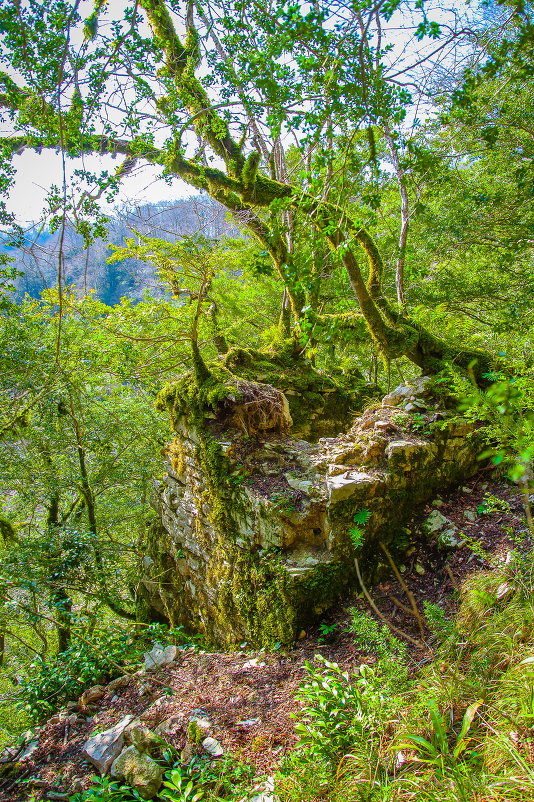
[140,376,480,647]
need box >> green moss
[155,363,240,427]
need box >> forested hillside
[2,197,236,303]
[0,0,533,800]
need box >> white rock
[202,737,224,757]
[235,717,260,727]
[242,657,266,669]
[143,644,178,670]
[327,471,377,504]
[496,582,514,601]
[83,715,135,775]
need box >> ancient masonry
[140,372,478,647]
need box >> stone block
[327,471,379,504]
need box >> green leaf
[453,700,483,758]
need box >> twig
[445,564,460,592]
[379,542,426,637]
[389,593,415,617]
[354,558,421,647]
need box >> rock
[124,722,160,753]
[422,510,459,549]
[382,378,432,407]
[235,718,260,727]
[496,582,514,601]
[143,644,178,671]
[285,475,313,494]
[438,528,460,548]
[189,708,210,722]
[241,657,266,669]
[250,775,279,802]
[386,440,429,467]
[464,509,477,522]
[155,715,183,738]
[111,746,163,799]
[107,675,131,693]
[327,471,378,504]
[404,402,418,412]
[82,715,135,775]
[382,385,414,406]
[202,737,224,758]
[80,685,105,706]
[422,510,450,534]
[19,740,39,761]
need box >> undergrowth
[15,623,197,722]
[21,554,534,802]
[276,549,534,801]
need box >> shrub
[16,628,140,720]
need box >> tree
[0,0,505,381]
[0,291,168,654]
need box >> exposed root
[228,381,292,437]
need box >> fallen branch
[354,558,421,647]
[379,542,426,637]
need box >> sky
[7,151,195,224]
[3,0,483,226]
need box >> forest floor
[1,470,527,802]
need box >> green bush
[16,629,140,721]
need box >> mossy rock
[157,344,380,441]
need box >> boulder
[82,715,135,775]
[106,675,131,693]
[111,746,163,799]
[79,685,105,706]
[422,509,459,548]
[202,736,224,757]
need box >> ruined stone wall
[140,377,480,647]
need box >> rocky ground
[0,472,528,802]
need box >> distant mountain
[3,196,238,305]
